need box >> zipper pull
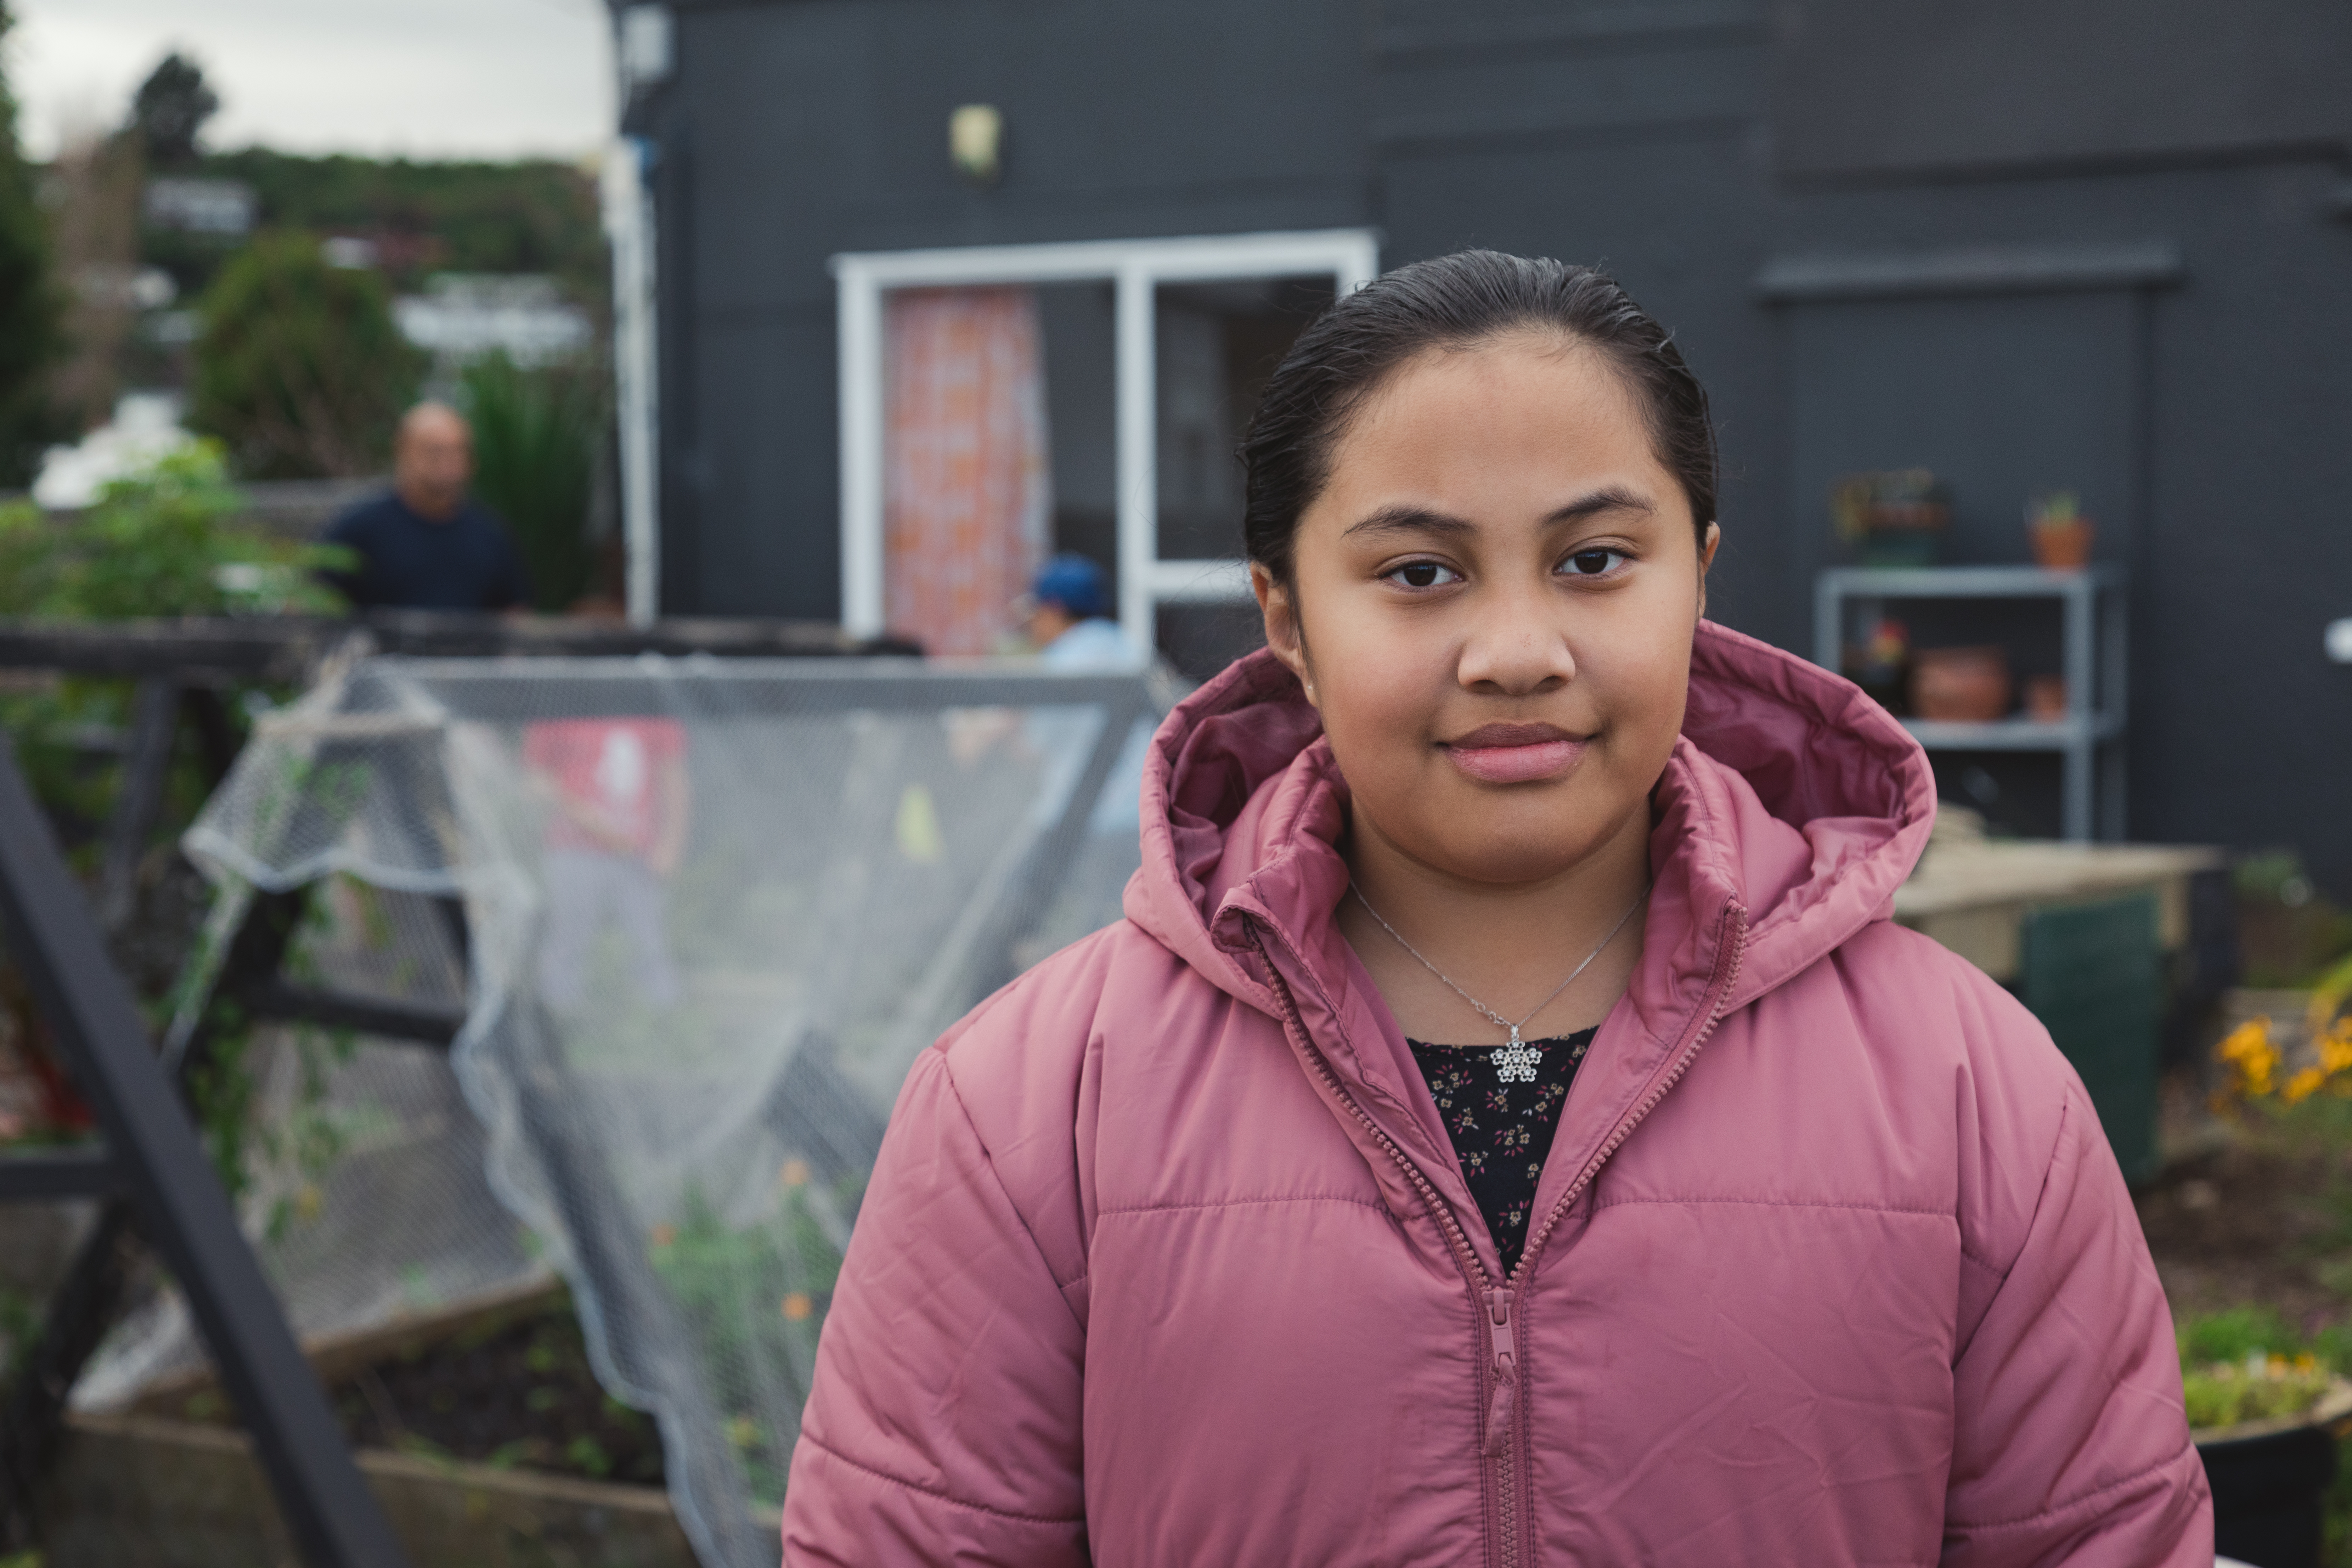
[1483,1286,1517,1456]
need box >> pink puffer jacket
[782,623,2210,1566]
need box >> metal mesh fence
[98,654,1167,1566]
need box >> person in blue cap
[1013,553,1147,836]
[1021,553,1135,669]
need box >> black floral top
[1407,1027,1598,1277]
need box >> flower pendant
[1492,1028,1543,1085]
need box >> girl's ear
[1695,523,1721,621]
[1251,562,1316,704]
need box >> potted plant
[2197,1012,2352,1566]
[2179,1307,2352,1568]
[2028,491,2096,571]
[1840,615,1911,716]
[1831,468,1951,567]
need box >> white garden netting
[125,654,1167,1566]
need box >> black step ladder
[0,733,410,1568]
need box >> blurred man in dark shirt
[320,402,530,611]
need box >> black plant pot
[2200,1419,2338,1568]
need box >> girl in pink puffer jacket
[782,251,2210,1565]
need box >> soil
[175,1292,668,1489]
[333,1293,668,1487]
[2137,1084,2352,1336]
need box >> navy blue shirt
[320,491,530,612]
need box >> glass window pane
[1153,276,1336,563]
[1036,281,1119,607]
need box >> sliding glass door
[834,230,1378,670]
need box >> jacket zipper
[1488,901,1749,1560]
[1246,902,1748,1568]
[1244,921,1513,1568]
[1484,1284,1518,1461]
[1513,904,1750,1287]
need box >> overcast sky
[10,0,613,162]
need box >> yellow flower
[2285,1066,2327,1104]
[2216,1019,2281,1098]
[2320,1026,2352,1078]
[2216,1019,2268,1064]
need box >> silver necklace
[1352,882,1649,1085]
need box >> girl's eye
[1560,548,1629,578]
[1384,560,1462,589]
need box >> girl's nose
[1456,589,1575,696]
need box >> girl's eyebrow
[1343,485,1656,540]
[1546,484,1656,524]
[1344,504,1473,540]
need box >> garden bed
[2138,1038,2352,1566]
[41,1280,710,1568]
[2138,1116,2352,1331]
[132,1277,667,1490]
[39,1410,693,1568]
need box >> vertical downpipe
[603,136,661,627]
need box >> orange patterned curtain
[883,287,1052,655]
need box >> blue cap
[1031,553,1106,619]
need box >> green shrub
[2184,1358,2336,1430]
[0,441,346,619]
[189,231,425,479]
[0,442,348,846]
[2178,1306,2345,1430]
[0,3,65,486]
[459,352,603,612]
[649,1174,850,1507]
[2182,1305,2302,1367]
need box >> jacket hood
[1123,620,1936,1025]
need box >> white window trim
[830,228,1381,659]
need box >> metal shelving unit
[1813,564,2126,841]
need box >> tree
[46,130,143,435]
[461,352,607,611]
[193,148,608,299]
[0,2,67,483]
[188,231,425,479]
[130,52,219,168]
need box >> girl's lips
[1443,734,1588,784]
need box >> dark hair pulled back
[1240,250,1717,586]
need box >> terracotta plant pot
[1910,646,2011,723]
[2031,519,2095,570]
[2023,675,2069,723]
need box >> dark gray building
[620,0,2352,883]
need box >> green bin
[2019,893,2162,1184]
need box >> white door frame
[830,228,1380,658]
